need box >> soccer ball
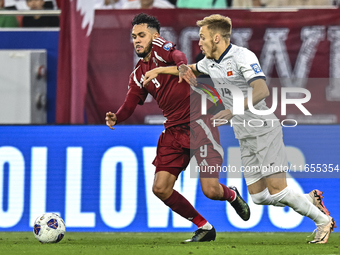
[33,213,66,243]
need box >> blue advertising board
[0,125,339,232]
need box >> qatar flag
[56,0,95,123]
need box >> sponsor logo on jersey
[163,42,172,51]
[227,71,233,76]
[250,63,262,74]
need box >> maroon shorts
[152,114,223,178]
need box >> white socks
[305,193,313,203]
[201,222,213,230]
[250,188,285,207]
[271,187,329,225]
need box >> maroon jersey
[126,37,201,129]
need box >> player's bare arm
[105,111,117,130]
[143,64,200,86]
[143,66,178,86]
[211,79,269,126]
[244,78,270,111]
[178,64,199,86]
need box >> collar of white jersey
[214,44,232,64]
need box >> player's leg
[199,176,250,221]
[248,178,328,209]
[153,169,206,227]
[266,172,335,243]
[240,137,286,207]
[262,129,335,243]
[192,116,250,221]
[152,168,177,200]
[153,126,215,242]
[195,147,250,221]
[199,176,232,201]
[196,152,234,201]
[247,178,285,206]
[244,156,330,210]
[153,169,216,242]
[242,129,335,243]
[262,129,332,224]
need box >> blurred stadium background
[0,0,339,235]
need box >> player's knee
[202,186,220,200]
[152,184,164,197]
[152,184,171,200]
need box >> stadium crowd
[93,0,339,9]
[0,0,339,28]
[2,0,340,11]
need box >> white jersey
[196,44,280,139]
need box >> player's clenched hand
[178,64,197,87]
[211,109,233,127]
[106,111,117,130]
[143,69,159,87]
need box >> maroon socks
[220,184,236,202]
[163,190,207,228]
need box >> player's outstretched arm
[143,64,200,87]
[143,66,179,86]
[105,111,117,130]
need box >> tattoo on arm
[178,64,191,77]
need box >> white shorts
[239,127,288,186]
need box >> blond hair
[196,14,232,42]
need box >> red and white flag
[56,0,95,123]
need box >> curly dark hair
[131,13,160,33]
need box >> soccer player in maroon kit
[105,13,250,242]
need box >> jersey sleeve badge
[250,63,262,74]
[163,42,173,51]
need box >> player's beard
[136,40,153,58]
[205,40,218,59]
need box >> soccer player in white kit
[143,14,336,244]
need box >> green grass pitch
[0,232,339,255]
